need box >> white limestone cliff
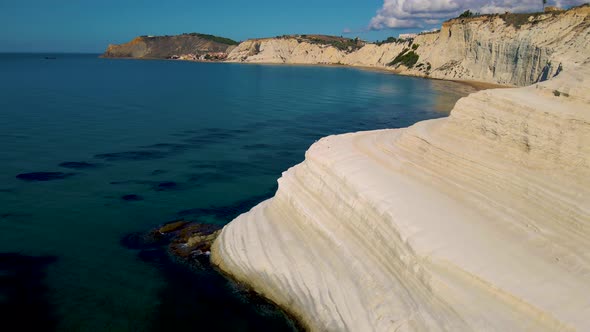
[227,6,590,87]
[212,5,590,331]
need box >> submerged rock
[121,194,143,201]
[16,172,75,182]
[158,220,188,234]
[169,224,221,262]
[155,181,178,191]
[121,220,222,268]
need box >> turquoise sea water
[0,54,475,331]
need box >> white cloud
[369,0,588,30]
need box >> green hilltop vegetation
[139,33,239,45]
[181,33,239,45]
[375,37,405,46]
[388,49,420,68]
[105,32,238,59]
[276,34,365,52]
[450,3,590,29]
[452,8,540,28]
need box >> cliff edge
[212,6,590,332]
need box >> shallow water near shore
[0,53,476,331]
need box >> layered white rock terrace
[212,63,590,330]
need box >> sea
[0,53,476,331]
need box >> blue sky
[0,0,418,52]
[0,0,586,52]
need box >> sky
[0,0,586,53]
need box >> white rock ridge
[211,61,590,330]
[227,6,590,87]
[213,5,590,331]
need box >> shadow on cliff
[121,193,299,332]
[0,253,60,331]
[140,249,298,332]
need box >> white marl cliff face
[227,6,590,87]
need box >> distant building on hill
[398,33,417,40]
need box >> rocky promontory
[102,33,238,59]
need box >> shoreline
[211,265,307,331]
[100,55,510,92]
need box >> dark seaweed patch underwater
[16,172,75,181]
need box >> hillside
[102,33,238,59]
[227,5,590,86]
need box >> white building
[398,33,417,40]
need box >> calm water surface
[0,54,476,331]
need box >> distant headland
[102,33,239,60]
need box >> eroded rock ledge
[211,62,590,331]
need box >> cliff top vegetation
[139,33,239,45]
[181,33,239,45]
[388,48,420,68]
[275,34,365,52]
[374,37,405,46]
[446,3,589,29]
